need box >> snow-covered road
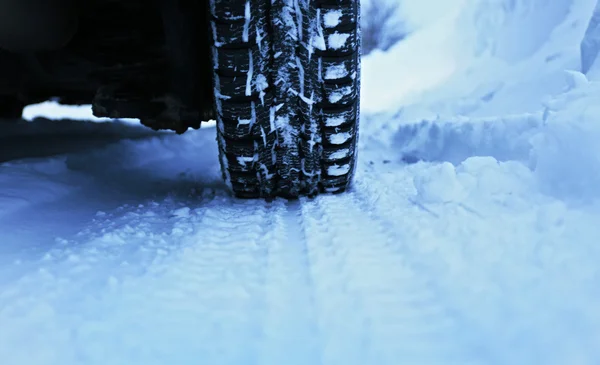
[1,111,600,364]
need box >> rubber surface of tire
[209,0,360,198]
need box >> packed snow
[3,0,600,364]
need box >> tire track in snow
[90,195,273,365]
[0,191,274,365]
[0,189,222,365]
[256,199,321,365]
[348,171,498,363]
[298,193,484,365]
[352,164,600,365]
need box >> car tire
[209,0,360,198]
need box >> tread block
[214,73,271,100]
[322,80,357,106]
[212,0,360,198]
[211,17,268,47]
[213,36,270,75]
[218,101,274,140]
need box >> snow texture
[3,1,600,364]
[323,10,342,28]
[327,33,350,50]
[324,64,348,80]
[328,132,352,145]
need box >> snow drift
[362,0,598,118]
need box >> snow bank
[530,77,600,202]
[396,0,466,30]
[366,0,600,205]
[419,0,596,118]
[393,112,542,165]
[397,72,600,205]
[362,0,598,119]
[464,0,574,63]
[412,156,536,210]
[360,2,469,113]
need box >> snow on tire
[210,0,360,198]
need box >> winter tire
[209,0,361,198]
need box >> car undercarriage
[0,0,215,134]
